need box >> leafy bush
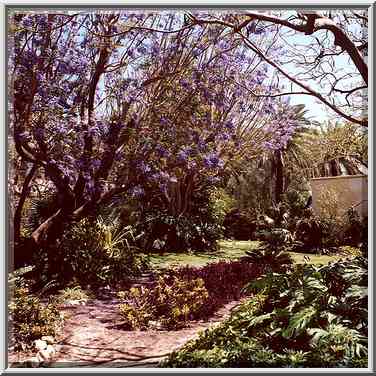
[9,267,63,351]
[54,286,93,305]
[119,260,265,330]
[209,187,236,226]
[255,228,294,248]
[223,209,257,240]
[32,216,148,289]
[166,260,266,317]
[294,207,368,254]
[118,276,208,330]
[360,216,368,258]
[244,228,294,272]
[136,211,222,253]
[281,189,310,220]
[294,209,341,252]
[162,257,367,368]
[242,248,293,273]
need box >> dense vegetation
[162,257,368,368]
[8,9,367,369]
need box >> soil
[9,289,244,368]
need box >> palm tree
[285,121,367,180]
[269,103,312,204]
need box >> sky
[267,12,367,125]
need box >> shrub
[255,228,294,248]
[243,228,294,273]
[118,276,209,330]
[223,209,257,240]
[166,260,266,317]
[294,209,341,252]
[294,212,323,250]
[343,208,367,248]
[209,187,236,226]
[162,257,367,368]
[32,216,148,289]
[53,286,93,305]
[119,260,265,330]
[281,189,310,220]
[242,248,293,273]
[360,216,368,258]
[294,207,368,254]
[9,267,63,351]
[136,211,222,253]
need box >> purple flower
[151,44,160,55]
[198,140,207,152]
[137,45,147,54]
[208,176,221,184]
[137,161,151,174]
[192,48,201,57]
[179,79,190,90]
[21,17,33,28]
[130,186,144,198]
[34,127,44,140]
[176,150,188,162]
[219,133,231,142]
[91,159,101,169]
[155,145,169,158]
[160,117,168,126]
[203,153,224,169]
[127,48,135,58]
[224,120,235,130]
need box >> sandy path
[45,296,242,368]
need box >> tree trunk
[275,149,284,204]
[13,163,38,247]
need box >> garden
[8,9,368,369]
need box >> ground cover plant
[162,256,368,368]
[8,267,63,351]
[118,259,267,330]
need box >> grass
[288,252,342,265]
[148,240,342,270]
[148,240,260,270]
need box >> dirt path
[46,296,241,368]
[8,271,245,368]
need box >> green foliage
[8,268,62,351]
[294,207,368,254]
[209,187,236,226]
[33,216,148,288]
[136,211,222,253]
[168,260,266,316]
[223,209,257,240]
[280,189,310,225]
[162,257,367,368]
[54,286,92,305]
[243,248,293,273]
[243,228,294,272]
[343,208,367,249]
[118,276,209,330]
[256,227,294,248]
[26,192,59,234]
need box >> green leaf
[345,285,367,300]
[248,313,273,327]
[282,306,317,339]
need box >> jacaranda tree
[10,11,301,265]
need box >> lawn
[147,240,342,269]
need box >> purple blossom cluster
[11,10,300,211]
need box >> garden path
[48,293,242,368]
